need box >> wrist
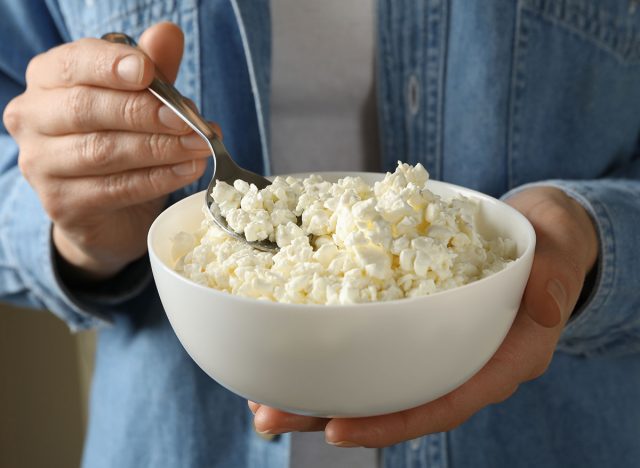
[52,225,127,284]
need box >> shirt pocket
[508,0,640,188]
[56,0,201,105]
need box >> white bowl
[148,173,535,417]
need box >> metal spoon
[102,32,278,252]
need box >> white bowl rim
[148,174,536,312]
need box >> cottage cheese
[174,162,516,304]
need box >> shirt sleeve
[0,3,151,331]
[502,159,640,358]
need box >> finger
[519,242,584,327]
[138,22,184,84]
[38,131,210,177]
[323,370,511,447]
[253,406,329,434]
[325,311,557,448]
[26,86,192,135]
[43,158,208,221]
[27,38,154,90]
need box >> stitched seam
[531,11,639,65]
[436,0,449,183]
[507,3,529,189]
[549,182,623,357]
[410,0,425,169]
[408,0,422,168]
[585,191,616,316]
[425,0,443,177]
[182,5,202,195]
[559,186,616,338]
[377,0,397,171]
[400,1,413,165]
[230,0,271,176]
[522,0,640,64]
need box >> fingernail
[180,133,210,150]
[256,431,278,441]
[158,106,188,132]
[248,402,259,415]
[327,440,361,448]
[117,54,144,84]
[172,160,196,176]
[546,279,567,318]
[258,427,295,435]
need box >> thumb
[138,21,184,84]
[507,187,598,328]
[520,243,582,328]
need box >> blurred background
[0,303,95,468]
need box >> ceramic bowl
[148,172,535,417]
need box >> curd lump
[173,162,516,304]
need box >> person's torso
[42,1,640,467]
[53,0,640,197]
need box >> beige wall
[0,304,95,468]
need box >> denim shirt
[1,1,640,467]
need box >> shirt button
[410,437,422,451]
[408,74,420,116]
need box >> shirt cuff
[51,233,152,308]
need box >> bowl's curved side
[151,256,529,417]
[148,176,535,417]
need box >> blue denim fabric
[1,1,640,467]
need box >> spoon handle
[101,32,217,141]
